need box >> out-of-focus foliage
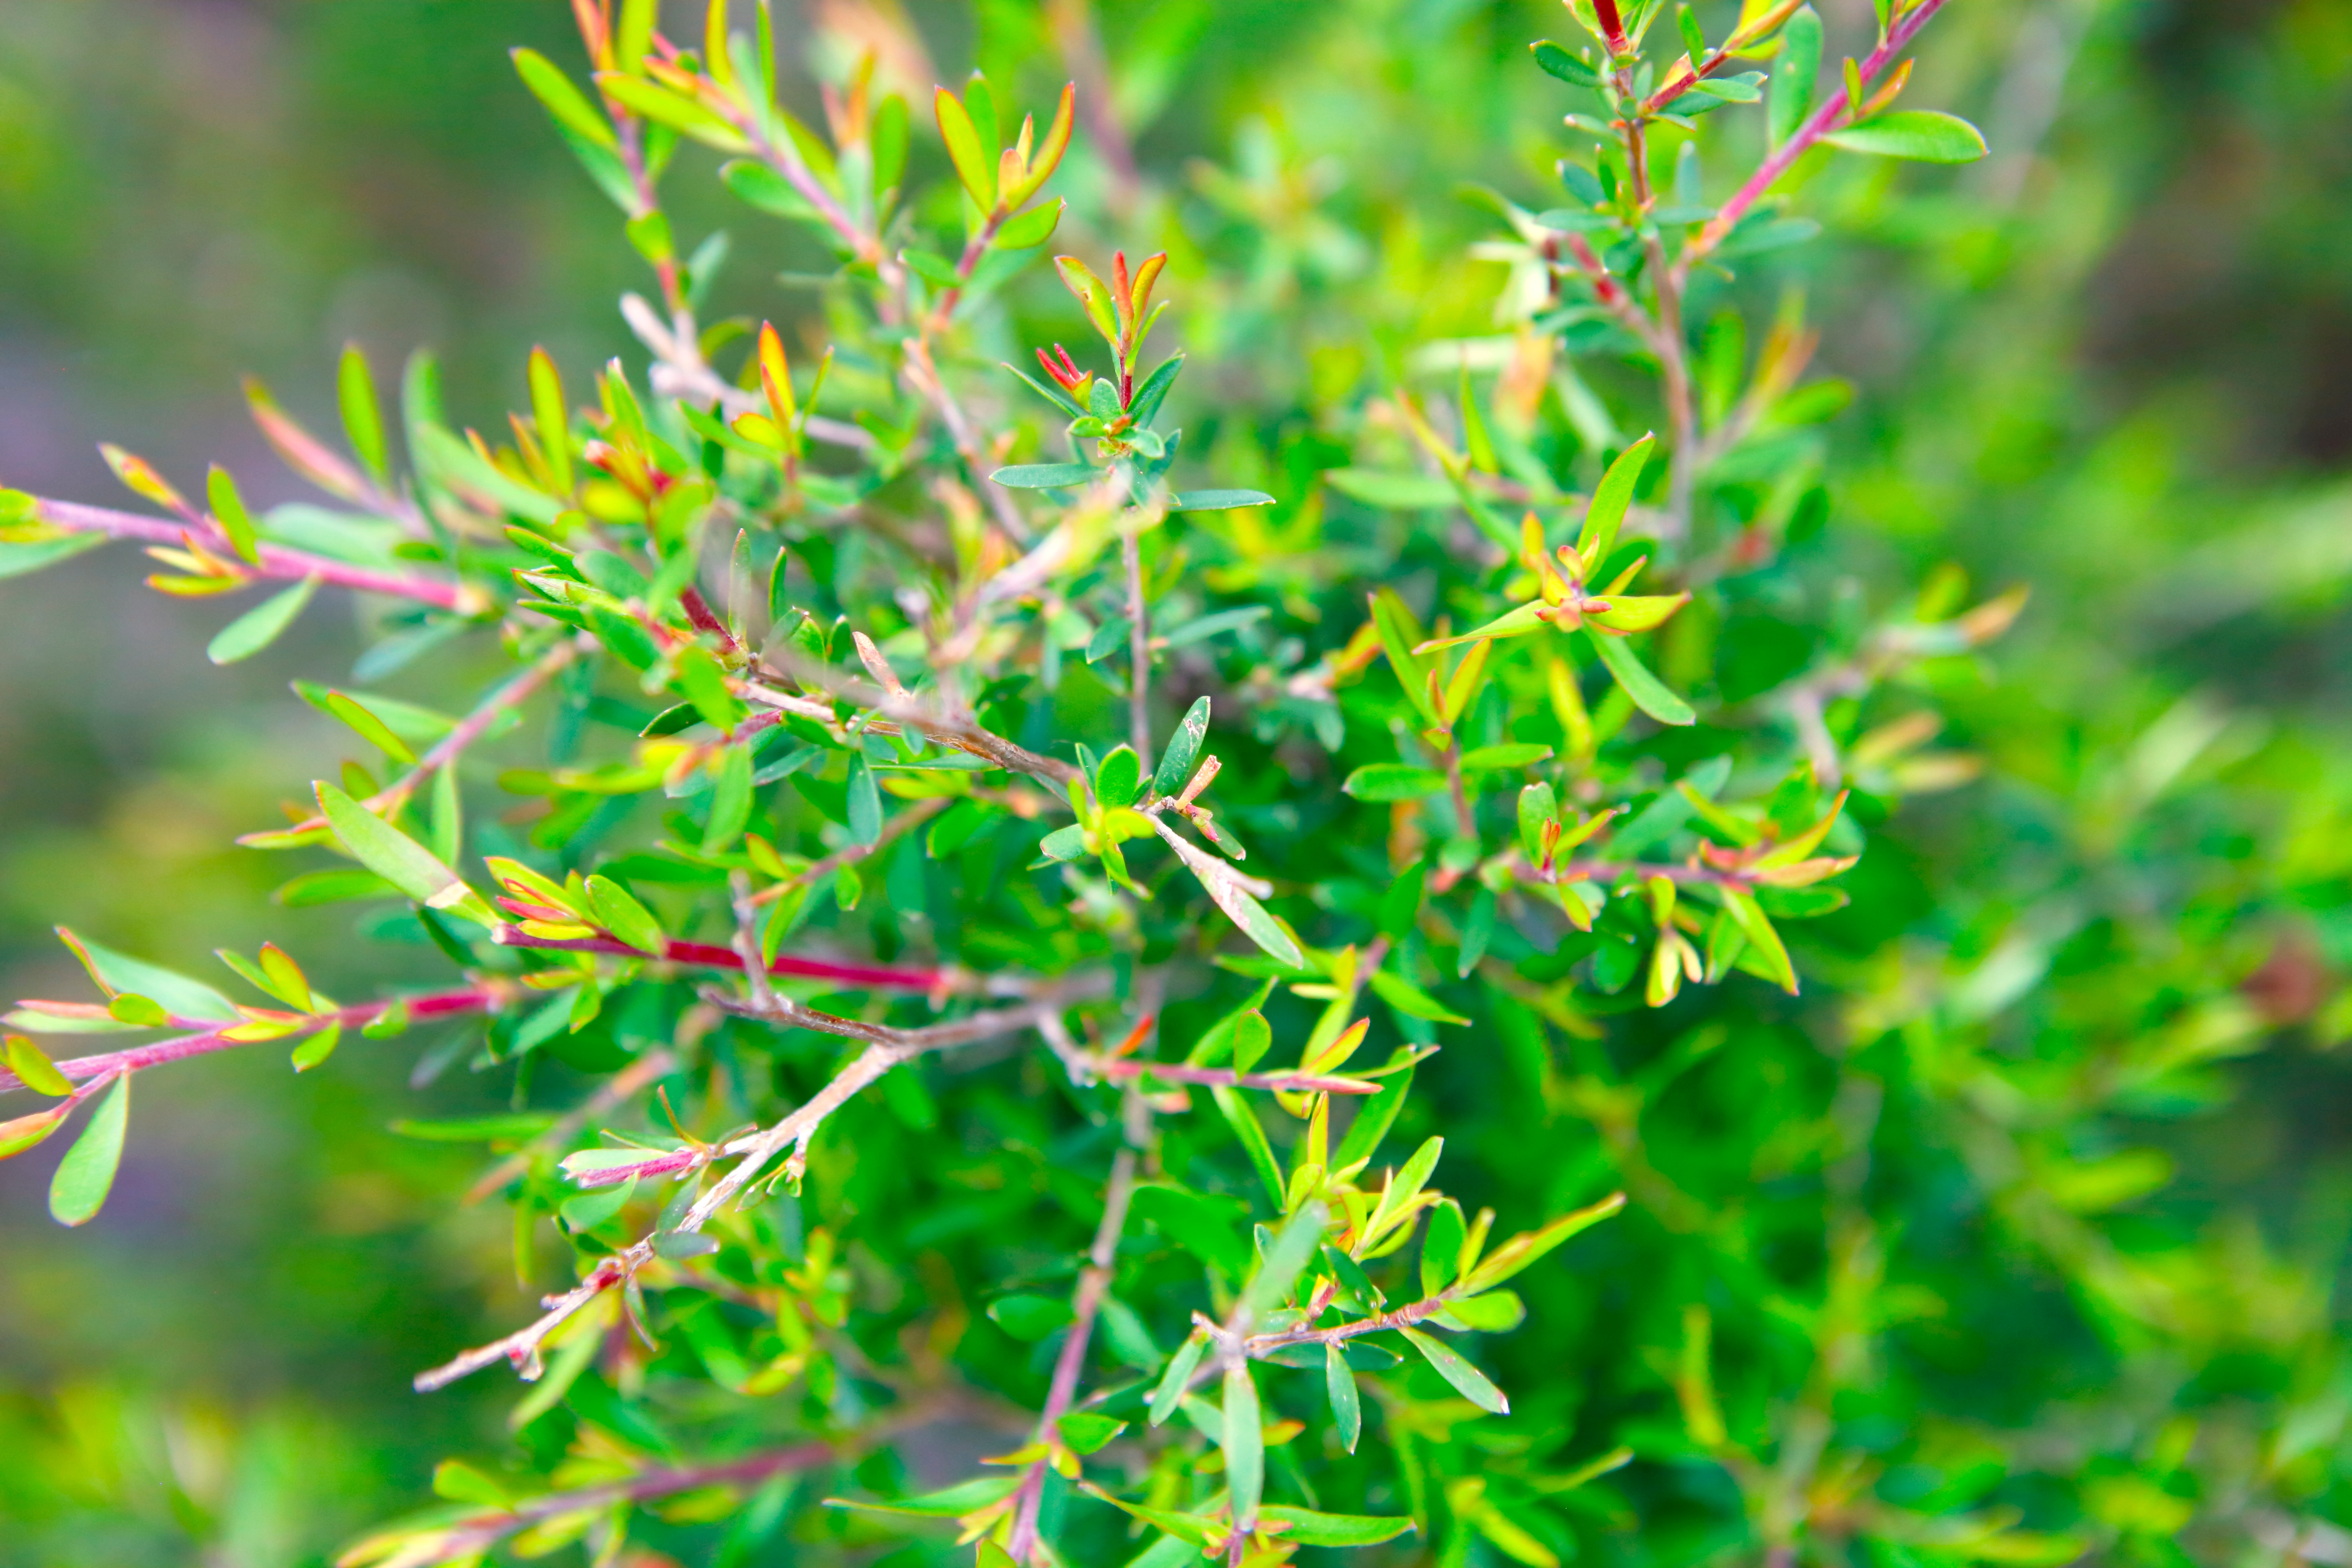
[5,3,2352,1567]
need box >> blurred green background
[4,0,2352,1561]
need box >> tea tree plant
[0,1,2035,1563]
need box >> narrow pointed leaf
[49,1075,129,1227]
[315,783,493,924]
[1223,1362,1265,1529]
[208,577,320,665]
[991,462,1099,489]
[1398,1326,1509,1414]
[1823,110,1988,163]
[1155,696,1211,797]
[1585,629,1695,725]
[1575,433,1654,571]
[1152,818,1302,968]
[1261,1506,1413,1547]
[5,1035,72,1096]
[1326,1342,1362,1451]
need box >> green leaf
[1377,859,1426,942]
[1168,489,1274,512]
[320,690,418,765]
[847,753,882,846]
[596,74,749,150]
[0,532,106,580]
[703,745,753,853]
[1331,1065,1412,1170]
[1459,743,1553,771]
[1460,1191,1627,1292]
[1369,587,1436,724]
[1001,360,1086,418]
[315,782,494,925]
[338,344,389,487]
[275,868,401,907]
[1327,469,1458,509]
[1531,39,1602,89]
[388,1113,556,1142]
[1261,1505,1414,1547]
[1585,630,1696,725]
[934,86,995,207]
[1212,1084,1288,1207]
[1129,353,1185,427]
[1413,600,1551,653]
[1132,1185,1253,1278]
[107,994,170,1027]
[1079,1488,1216,1550]
[1230,1010,1273,1075]
[584,874,665,954]
[1721,886,1799,993]
[1344,764,1447,802]
[1155,696,1211,797]
[1576,433,1654,570]
[1367,969,1469,1025]
[987,1293,1075,1341]
[1443,1289,1527,1332]
[1239,1200,1329,1324]
[995,197,1065,250]
[1057,1411,1127,1455]
[1398,1325,1509,1414]
[1823,109,1989,163]
[1518,781,1559,860]
[1692,72,1762,102]
[1768,7,1821,147]
[673,645,748,730]
[1150,818,1302,969]
[561,1173,637,1231]
[991,462,1098,489]
[1324,1342,1362,1451]
[207,576,320,665]
[1423,1200,1467,1296]
[290,1020,342,1073]
[826,1476,1022,1521]
[206,467,261,564]
[4,1035,71,1096]
[1161,606,1270,648]
[413,424,565,525]
[1677,5,1707,65]
[1149,1332,1208,1426]
[57,930,238,1022]
[1096,745,1142,810]
[512,47,616,150]
[49,1075,129,1228]
[1223,1362,1265,1528]
[431,1458,512,1508]
[0,1103,71,1160]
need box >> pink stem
[489,926,945,992]
[1684,0,1952,271]
[35,496,486,614]
[0,985,500,1094]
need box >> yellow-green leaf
[49,1075,130,1227]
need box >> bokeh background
[3,0,2351,1561]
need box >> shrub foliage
[5,1,2324,1565]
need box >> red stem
[490,926,945,992]
[36,497,484,613]
[1684,0,1951,271]
[0,985,499,1094]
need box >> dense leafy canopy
[5,2,2352,1567]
